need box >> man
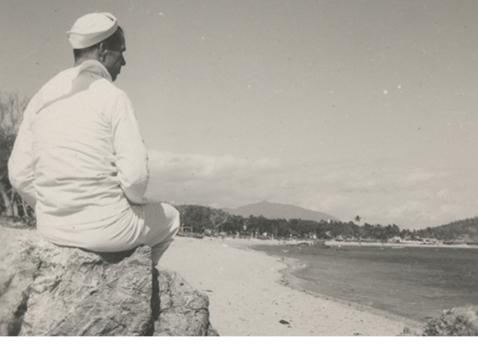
[8,12,179,264]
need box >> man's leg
[137,202,180,264]
[151,235,175,264]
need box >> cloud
[145,150,282,206]
[144,150,478,229]
[148,151,280,181]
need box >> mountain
[225,201,337,222]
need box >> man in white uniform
[8,12,179,264]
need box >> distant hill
[225,201,337,222]
[416,216,478,242]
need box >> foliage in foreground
[0,92,34,224]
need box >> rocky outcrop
[0,227,38,335]
[0,225,217,336]
[155,271,218,336]
[421,306,478,336]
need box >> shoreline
[324,240,478,249]
[161,236,418,335]
[243,242,423,331]
[180,235,478,249]
[248,238,478,326]
[274,254,422,330]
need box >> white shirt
[8,60,149,236]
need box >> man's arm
[111,90,149,204]
[8,104,37,208]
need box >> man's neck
[72,59,113,82]
[74,54,100,67]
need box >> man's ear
[97,42,108,62]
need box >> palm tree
[354,215,362,244]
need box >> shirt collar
[76,59,112,82]
[34,60,113,114]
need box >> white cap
[67,12,118,49]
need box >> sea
[252,243,478,322]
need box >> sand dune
[159,236,419,336]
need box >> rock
[23,245,153,336]
[154,270,217,336]
[0,225,218,336]
[399,326,418,336]
[0,229,39,335]
[422,306,478,336]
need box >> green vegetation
[415,217,478,243]
[0,92,34,225]
[177,204,478,243]
[177,204,404,241]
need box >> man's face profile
[103,31,126,81]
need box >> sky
[1,0,478,229]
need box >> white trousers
[41,202,180,264]
[130,202,180,263]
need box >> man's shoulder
[40,65,127,99]
[89,81,135,120]
[24,68,78,116]
[39,67,79,93]
[91,78,129,102]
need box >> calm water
[253,243,478,322]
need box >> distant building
[390,236,402,243]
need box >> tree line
[177,204,407,241]
[177,205,478,242]
[415,217,478,242]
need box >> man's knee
[163,203,180,236]
[171,207,180,235]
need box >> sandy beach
[159,236,421,336]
